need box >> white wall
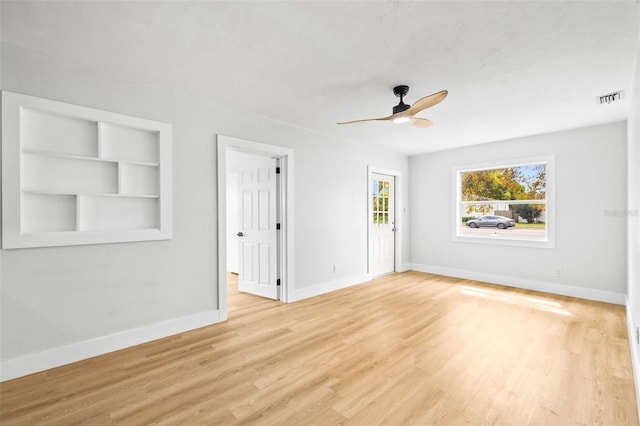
[627,16,640,414]
[409,121,628,303]
[0,44,408,379]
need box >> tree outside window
[456,158,553,246]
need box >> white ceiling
[2,1,639,156]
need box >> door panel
[242,242,254,280]
[259,190,270,229]
[370,173,395,276]
[241,190,252,228]
[259,244,271,284]
[237,155,278,300]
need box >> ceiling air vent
[597,90,625,105]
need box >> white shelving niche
[2,91,172,249]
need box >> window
[372,179,390,224]
[454,157,554,247]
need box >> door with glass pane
[370,173,395,276]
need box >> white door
[237,154,279,299]
[370,173,395,276]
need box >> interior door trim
[217,135,295,320]
[367,165,402,277]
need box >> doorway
[368,167,401,277]
[217,135,294,320]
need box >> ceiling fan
[337,85,448,128]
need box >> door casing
[370,172,396,276]
[217,135,294,320]
[368,165,402,277]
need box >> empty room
[1,1,640,424]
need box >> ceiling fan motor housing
[393,102,410,114]
[392,85,410,114]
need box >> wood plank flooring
[1,271,638,425]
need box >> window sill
[453,232,555,248]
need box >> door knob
[237,232,245,237]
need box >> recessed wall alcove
[1,91,172,248]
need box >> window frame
[372,178,391,225]
[452,155,555,248]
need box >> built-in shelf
[21,149,160,167]
[2,91,172,249]
[22,190,159,199]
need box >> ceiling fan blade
[410,117,433,128]
[405,90,448,116]
[337,115,394,125]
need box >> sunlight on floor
[461,286,572,316]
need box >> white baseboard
[397,263,412,273]
[290,273,371,302]
[0,309,221,382]
[626,297,640,423]
[409,263,626,305]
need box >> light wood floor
[1,271,638,425]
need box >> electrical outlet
[555,267,562,277]
[332,264,336,274]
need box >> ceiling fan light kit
[337,85,447,128]
[393,116,411,124]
